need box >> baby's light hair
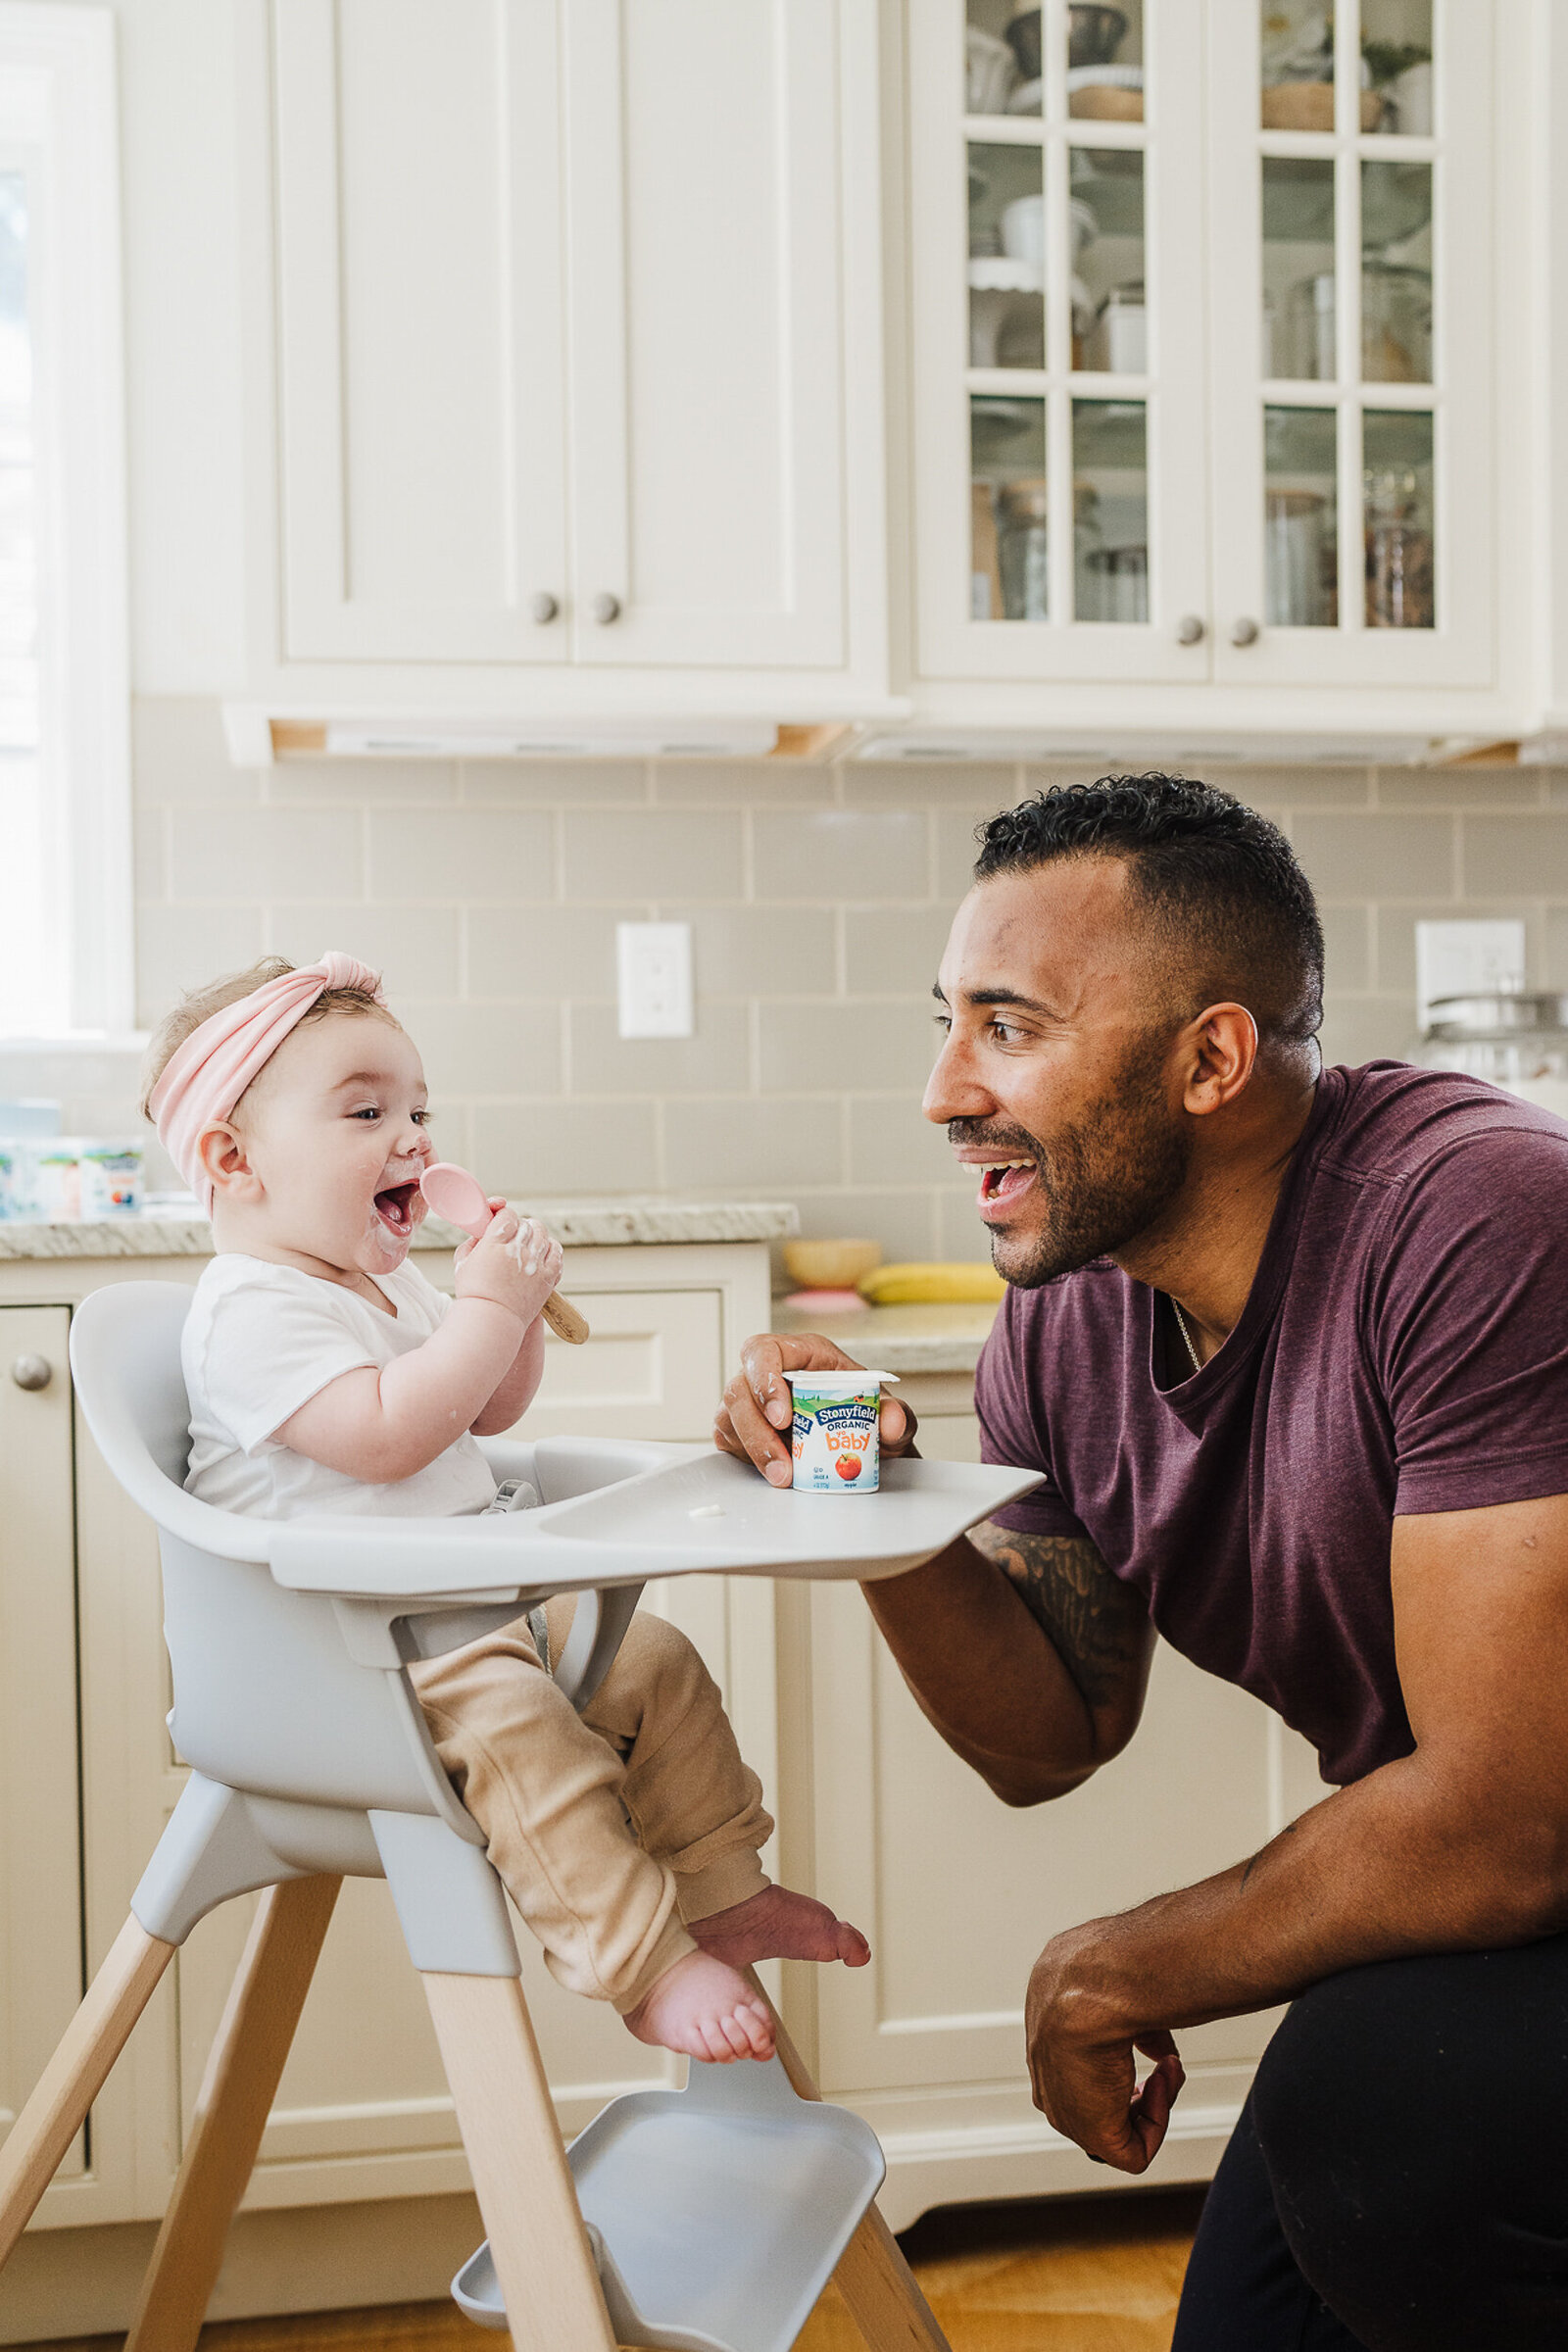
[137,956,391,1123]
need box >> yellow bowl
[783,1239,884,1292]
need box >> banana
[856,1261,1005,1305]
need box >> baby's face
[232,1010,435,1275]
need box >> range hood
[221,710,859,765]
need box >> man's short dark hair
[973,773,1324,1049]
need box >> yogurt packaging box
[788,1370,900,1494]
[79,1143,143,1217]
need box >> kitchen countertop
[771,1297,998,1376]
[0,1197,801,1261]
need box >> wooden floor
[24,2187,1204,2352]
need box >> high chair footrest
[451,2052,885,2352]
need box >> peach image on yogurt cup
[786,1370,900,1494]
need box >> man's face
[925,859,1193,1287]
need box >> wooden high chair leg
[125,1875,342,2352]
[421,1971,617,2352]
[760,1982,954,2352]
[0,1916,176,2266]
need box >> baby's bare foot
[690,1884,870,1972]
[623,1949,775,2064]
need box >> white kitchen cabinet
[0,1313,87,2206]
[271,0,567,665]
[257,0,880,701]
[795,1362,1324,2230]
[909,0,1517,734]
[0,1236,785,2335]
[803,1582,1323,2229]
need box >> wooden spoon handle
[542,1289,590,1346]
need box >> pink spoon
[419,1161,589,1345]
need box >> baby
[142,953,867,2063]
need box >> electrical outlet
[616,922,694,1040]
[1414,919,1526,1033]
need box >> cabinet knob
[1230,615,1260,648]
[11,1353,51,1392]
[590,592,621,626]
[530,591,560,625]
[1175,614,1205,646]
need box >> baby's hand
[455,1208,564,1328]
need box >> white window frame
[0,3,130,1042]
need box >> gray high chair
[0,1281,1039,2352]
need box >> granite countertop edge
[0,1198,802,1261]
[770,1298,998,1377]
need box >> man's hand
[715,1332,918,1487]
[1024,1922,1185,2173]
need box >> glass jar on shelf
[1364,435,1434,629]
[997,477,1051,619]
[1360,259,1432,384]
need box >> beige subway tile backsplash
[171,807,366,902]
[467,905,628,1000]
[662,1098,844,1193]
[563,808,744,901]
[672,905,838,995]
[1462,815,1568,899]
[759,1001,937,1095]
[368,808,557,902]
[401,999,562,1101]
[844,906,955,996]
[751,809,930,901]
[136,904,267,1022]
[1291,812,1457,902]
[472,1100,661,1197]
[267,905,463,1001]
[567,1001,752,1097]
[128,706,1568,1262]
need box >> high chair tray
[451,2049,886,2352]
[269,1443,1043,1602]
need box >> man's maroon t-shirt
[975,1061,1568,1787]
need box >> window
[0,5,128,1041]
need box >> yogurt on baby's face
[787,1371,899,1494]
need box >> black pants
[1170,1936,1568,2351]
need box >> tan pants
[410,1598,772,2014]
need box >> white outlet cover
[1414,919,1526,1033]
[616,922,694,1040]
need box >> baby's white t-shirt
[182,1253,498,1520]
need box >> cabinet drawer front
[517,1288,724,1442]
[0,1306,85,2183]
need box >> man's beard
[956,1030,1193,1288]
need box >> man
[716,775,1568,2351]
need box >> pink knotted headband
[149,953,388,1209]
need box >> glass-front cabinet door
[910,0,1210,681]
[1207,0,1491,685]
[910,0,1494,695]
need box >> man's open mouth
[977,1160,1037,1208]
[373,1180,422,1239]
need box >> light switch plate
[1414,919,1526,1032]
[616,922,694,1039]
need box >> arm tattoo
[970,1520,1145,1712]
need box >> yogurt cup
[787,1370,900,1494]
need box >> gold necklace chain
[1170,1296,1201,1375]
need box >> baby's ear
[199,1120,260,1200]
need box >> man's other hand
[1025,1921,1185,2173]
[715,1332,918,1487]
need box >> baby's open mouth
[373,1180,421,1238]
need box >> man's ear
[1184,1004,1258,1116]
[198,1120,262,1201]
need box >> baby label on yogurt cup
[787,1370,900,1494]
